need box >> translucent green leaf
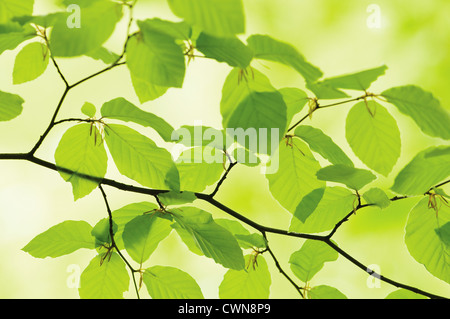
[295,126,354,167]
[91,218,118,248]
[391,146,450,195]
[176,147,224,192]
[122,214,172,264]
[172,125,226,150]
[0,90,24,122]
[195,32,253,68]
[385,289,428,299]
[247,34,323,83]
[13,41,49,84]
[172,207,245,270]
[305,81,349,100]
[0,22,35,55]
[292,188,325,223]
[104,124,180,191]
[363,187,391,209]
[382,85,450,140]
[158,191,197,207]
[81,102,96,118]
[50,1,123,57]
[405,197,450,284]
[136,18,191,41]
[143,266,204,299]
[79,253,129,299]
[54,124,108,200]
[0,0,34,24]
[219,255,271,299]
[279,87,308,126]
[216,219,266,249]
[290,187,356,233]
[22,220,95,258]
[101,97,175,142]
[318,65,387,91]
[345,101,401,176]
[126,20,186,88]
[316,164,377,190]
[129,72,169,104]
[266,140,325,213]
[308,285,347,299]
[167,0,245,38]
[435,222,450,247]
[85,46,119,64]
[289,240,338,282]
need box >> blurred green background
[0,0,449,298]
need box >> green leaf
[0,90,24,122]
[279,87,308,126]
[122,214,172,264]
[363,187,391,209]
[308,285,347,299]
[266,140,325,213]
[316,164,377,190]
[405,197,450,284]
[0,22,35,55]
[79,253,129,299]
[247,34,323,83]
[54,124,108,200]
[176,147,225,192]
[101,97,175,142]
[81,102,96,118]
[385,289,428,299]
[219,255,271,299]
[158,191,197,207]
[135,18,191,41]
[167,0,245,38]
[50,1,123,57]
[295,125,354,167]
[435,222,450,247]
[91,218,118,247]
[143,266,204,299]
[22,220,95,258]
[126,20,186,88]
[129,72,169,104]
[290,187,356,233]
[195,32,253,68]
[0,0,34,24]
[292,188,325,223]
[345,101,401,176]
[85,46,119,64]
[13,41,49,84]
[391,146,450,195]
[318,65,387,91]
[104,124,180,191]
[305,81,349,100]
[289,240,338,283]
[382,85,450,140]
[216,219,266,249]
[172,125,226,150]
[172,207,245,270]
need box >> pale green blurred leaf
[308,285,347,299]
[0,90,24,121]
[316,164,376,190]
[363,187,391,209]
[385,289,428,299]
[0,0,34,24]
[13,42,49,84]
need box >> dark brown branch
[210,161,238,198]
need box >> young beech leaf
[292,188,326,223]
[382,85,450,140]
[308,285,347,299]
[295,125,354,167]
[13,41,49,85]
[0,90,24,121]
[22,220,96,258]
[266,139,325,214]
[104,124,180,191]
[317,65,387,91]
[143,266,204,299]
[79,253,129,299]
[316,164,376,190]
[171,207,245,270]
[363,187,390,209]
[50,0,123,57]
[385,289,428,299]
[101,97,175,142]
[167,0,245,38]
[219,255,271,299]
[0,0,34,24]
[391,146,450,195]
[122,214,172,264]
[81,102,96,118]
[0,22,36,56]
[279,87,308,126]
[91,218,118,247]
[54,124,108,200]
[405,197,450,284]
[195,32,253,68]
[215,219,267,249]
[345,101,401,176]
[247,34,323,83]
[289,240,338,283]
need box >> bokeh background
[0,0,449,298]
